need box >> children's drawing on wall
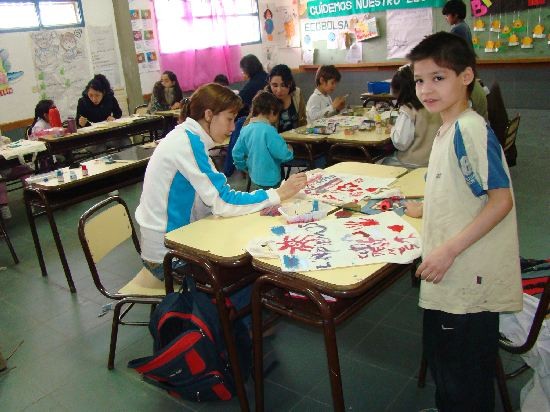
[259,0,301,47]
[30,28,90,120]
[262,45,278,72]
[470,0,546,17]
[264,6,275,41]
[386,8,433,59]
[0,49,24,97]
[349,15,379,41]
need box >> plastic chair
[78,196,166,369]
[503,114,520,167]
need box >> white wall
[0,0,125,124]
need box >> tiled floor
[1,109,548,411]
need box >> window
[154,0,260,53]
[0,1,84,32]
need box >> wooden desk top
[38,115,163,143]
[164,163,416,265]
[155,109,180,118]
[325,162,406,178]
[281,127,327,143]
[326,128,390,145]
[25,144,155,191]
[389,167,426,198]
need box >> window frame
[0,0,85,33]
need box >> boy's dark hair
[240,54,264,78]
[391,65,423,111]
[267,64,296,94]
[213,74,229,86]
[315,65,341,86]
[442,0,466,20]
[251,91,282,117]
[407,31,477,94]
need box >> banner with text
[307,0,445,19]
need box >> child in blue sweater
[232,91,294,189]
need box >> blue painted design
[271,226,286,235]
[283,255,301,269]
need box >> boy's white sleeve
[306,93,335,123]
[391,109,415,151]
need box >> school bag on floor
[128,283,251,402]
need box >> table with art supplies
[24,143,157,293]
[0,138,47,170]
[37,115,164,158]
[163,162,424,411]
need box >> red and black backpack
[128,285,251,402]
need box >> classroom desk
[24,144,156,293]
[250,162,425,411]
[163,163,414,410]
[38,115,163,157]
[360,92,396,108]
[326,127,391,164]
[280,127,327,170]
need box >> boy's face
[319,78,338,94]
[445,13,459,25]
[413,58,473,122]
[267,111,279,125]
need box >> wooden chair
[0,216,18,264]
[495,275,550,412]
[78,196,166,369]
[502,114,520,167]
[133,104,152,144]
[133,104,148,116]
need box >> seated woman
[238,54,268,117]
[135,83,306,311]
[147,71,183,113]
[381,65,441,169]
[76,74,126,152]
[264,64,307,133]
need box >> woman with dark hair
[264,64,306,132]
[147,71,183,113]
[238,54,268,117]
[76,74,127,152]
[76,74,122,127]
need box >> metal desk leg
[0,217,18,264]
[43,200,76,293]
[24,190,47,277]
[252,283,265,412]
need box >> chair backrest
[78,196,141,297]
[503,114,520,152]
[487,81,509,147]
[25,125,33,139]
[134,104,149,116]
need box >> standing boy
[442,0,473,50]
[405,32,522,411]
[306,65,346,123]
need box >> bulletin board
[305,4,550,65]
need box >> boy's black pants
[423,309,499,412]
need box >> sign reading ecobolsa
[307,0,445,19]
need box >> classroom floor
[0,109,548,411]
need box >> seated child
[30,99,55,136]
[147,71,183,113]
[232,91,294,189]
[306,65,346,124]
[381,65,441,168]
[213,74,229,87]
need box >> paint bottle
[69,170,77,181]
[56,170,64,183]
[48,106,62,128]
[81,164,88,177]
[66,117,77,133]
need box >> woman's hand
[276,172,307,202]
[106,116,115,122]
[404,201,423,218]
[171,102,182,109]
[78,116,88,127]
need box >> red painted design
[387,224,404,233]
[276,234,317,254]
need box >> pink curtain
[155,0,243,91]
